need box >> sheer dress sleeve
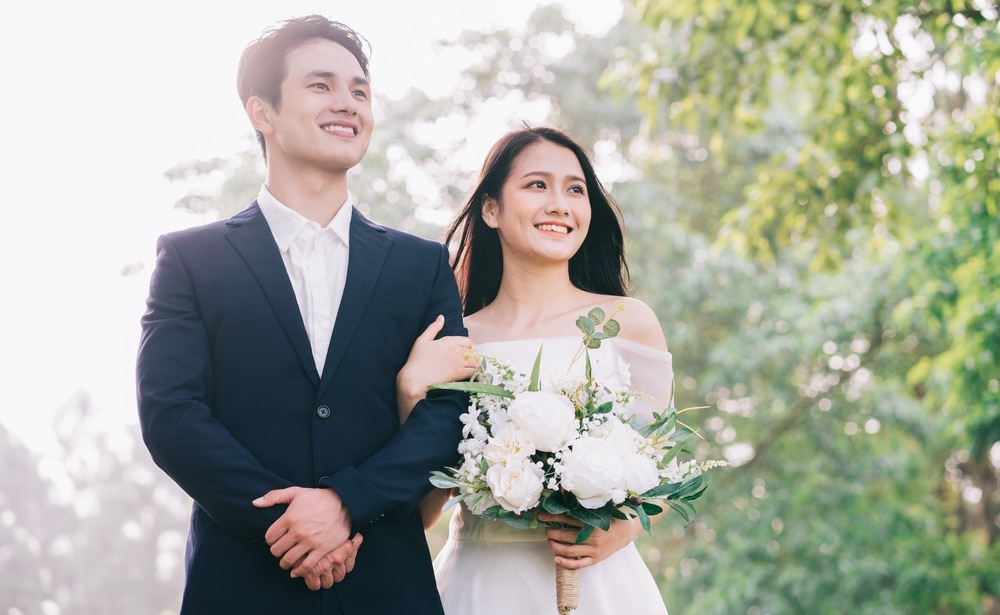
[613,338,674,425]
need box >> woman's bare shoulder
[604,296,668,351]
[464,310,497,344]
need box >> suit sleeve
[136,234,293,541]
[320,243,468,529]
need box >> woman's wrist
[396,368,424,407]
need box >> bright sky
[0,0,621,453]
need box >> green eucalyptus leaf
[543,498,572,515]
[603,319,621,337]
[498,513,536,530]
[477,505,504,520]
[429,472,461,489]
[441,494,462,512]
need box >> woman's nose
[545,194,570,216]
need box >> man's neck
[264,163,350,227]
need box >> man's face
[263,38,373,174]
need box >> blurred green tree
[623,0,1000,612]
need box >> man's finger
[278,543,310,571]
[253,486,300,508]
[320,568,334,590]
[302,569,323,591]
[264,521,290,549]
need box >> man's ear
[246,96,273,135]
[481,196,500,229]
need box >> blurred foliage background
[3,1,997,613]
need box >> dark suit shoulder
[383,225,446,251]
[162,203,260,245]
[353,209,446,254]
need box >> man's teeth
[324,125,354,135]
[536,224,569,233]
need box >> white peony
[602,415,646,451]
[559,436,627,508]
[484,424,536,466]
[486,459,545,513]
[621,451,660,495]
[506,391,578,452]
[598,417,661,495]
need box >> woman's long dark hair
[444,126,629,316]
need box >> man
[136,15,469,614]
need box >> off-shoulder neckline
[475,336,672,360]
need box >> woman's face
[483,140,592,266]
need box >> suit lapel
[225,203,320,385]
[318,210,390,395]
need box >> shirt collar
[257,184,353,252]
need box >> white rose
[484,424,536,466]
[507,391,578,452]
[559,436,627,508]
[486,459,545,513]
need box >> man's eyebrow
[304,70,370,88]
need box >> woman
[397,126,673,614]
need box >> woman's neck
[474,263,595,337]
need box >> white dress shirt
[257,185,351,376]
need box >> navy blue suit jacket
[137,203,466,614]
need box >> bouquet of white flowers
[430,308,726,613]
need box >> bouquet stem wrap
[556,564,580,613]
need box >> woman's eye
[528,180,546,189]
[569,186,585,194]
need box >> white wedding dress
[433,336,672,615]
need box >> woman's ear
[246,96,273,135]
[481,196,500,228]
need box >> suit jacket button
[316,405,331,418]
